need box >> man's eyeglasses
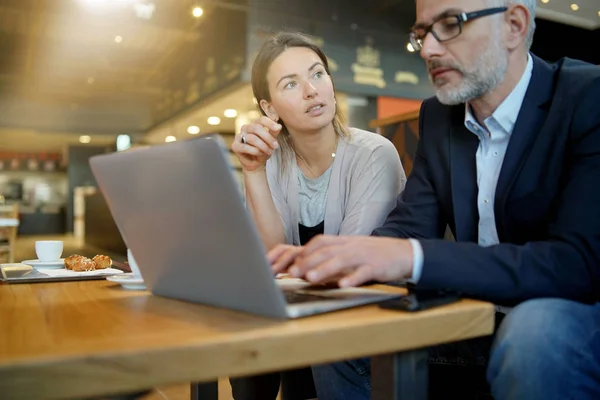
[409,7,508,52]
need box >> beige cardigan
[265,128,406,245]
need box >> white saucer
[106,273,146,290]
[21,259,65,269]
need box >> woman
[230,31,406,400]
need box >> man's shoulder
[553,56,600,78]
[546,56,600,96]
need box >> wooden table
[0,280,494,399]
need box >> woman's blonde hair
[251,31,348,169]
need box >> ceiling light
[79,135,91,144]
[115,35,123,43]
[133,2,155,19]
[165,135,176,142]
[598,11,600,17]
[116,134,131,151]
[406,43,415,52]
[570,4,579,11]
[541,0,549,3]
[187,125,200,134]
[207,116,221,125]
[192,6,203,17]
[224,109,238,118]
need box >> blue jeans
[488,298,600,399]
[312,298,600,400]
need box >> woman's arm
[244,168,286,250]
[231,117,287,250]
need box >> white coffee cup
[127,248,142,278]
[35,241,63,262]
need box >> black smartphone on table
[378,288,461,312]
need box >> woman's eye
[284,81,297,89]
[313,71,324,79]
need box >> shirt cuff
[407,238,424,283]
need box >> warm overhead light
[79,135,91,144]
[207,116,221,125]
[541,0,549,3]
[406,43,415,52]
[165,135,177,142]
[115,35,123,43]
[133,2,155,19]
[87,77,95,84]
[192,6,203,17]
[187,125,200,134]
[224,109,238,118]
[598,10,600,17]
[571,3,579,11]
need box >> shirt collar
[464,53,534,137]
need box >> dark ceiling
[531,19,600,65]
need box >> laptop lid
[89,135,289,318]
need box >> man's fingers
[271,247,303,274]
[289,244,337,278]
[339,264,376,288]
[301,253,358,284]
[302,235,348,258]
[267,245,293,264]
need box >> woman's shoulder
[344,127,398,158]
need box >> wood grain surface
[0,280,494,399]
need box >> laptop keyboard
[284,291,335,304]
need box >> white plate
[21,259,65,269]
[106,273,146,290]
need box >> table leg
[190,381,218,400]
[371,349,428,400]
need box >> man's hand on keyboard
[269,244,304,274]
[268,235,414,288]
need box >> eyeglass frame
[409,7,508,51]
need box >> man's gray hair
[488,0,536,49]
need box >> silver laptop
[89,135,400,319]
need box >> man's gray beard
[434,38,508,106]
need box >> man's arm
[417,82,600,305]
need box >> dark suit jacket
[373,55,600,305]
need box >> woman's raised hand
[231,116,282,173]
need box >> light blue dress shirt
[409,54,534,283]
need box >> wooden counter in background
[370,110,420,176]
[17,207,66,235]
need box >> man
[268,0,600,398]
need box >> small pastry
[92,255,112,270]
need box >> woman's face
[261,47,336,133]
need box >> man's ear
[505,3,529,51]
[259,99,278,121]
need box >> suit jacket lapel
[494,55,556,215]
[449,105,480,242]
